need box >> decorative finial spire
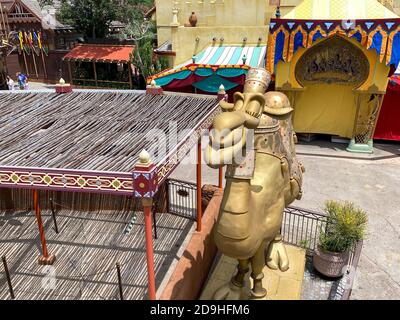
[217,84,227,101]
[275,6,281,19]
[139,149,151,165]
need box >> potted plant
[313,201,368,278]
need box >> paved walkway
[172,140,400,300]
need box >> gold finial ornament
[243,68,271,94]
[139,149,151,165]
[264,91,294,116]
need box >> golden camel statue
[205,68,305,299]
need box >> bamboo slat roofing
[0,189,194,300]
[0,90,218,173]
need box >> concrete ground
[8,81,55,91]
[171,140,400,300]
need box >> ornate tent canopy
[148,45,267,93]
[0,90,219,196]
[284,0,398,20]
[267,0,400,73]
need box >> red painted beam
[218,166,223,189]
[143,199,156,300]
[33,190,55,265]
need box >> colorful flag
[28,32,33,47]
[18,31,24,49]
[37,32,42,49]
[33,31,38,46]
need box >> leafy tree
[38,0,54,8]
[58,0,118,39]
[122,18,168,82]
[57,0,162,88]
[115,0,154,24]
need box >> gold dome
[264,91,294,116]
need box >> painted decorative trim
[267,18,400,73]
[0,167,134,195]
[132,164,159,198]
[147,63,251,85]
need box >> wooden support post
[22,51,29,77]
[196,139,203,232]
[32,52,38,78]
[33,190,55,265]
[0,5,7,37]
[2,256,15,300]
[128,62,133,89]
[41,51,48,80]
[93,61,98,88]
[218,166,224,189]
[143,198,156,300]
[116,262,124,300]
[67,60,73,85]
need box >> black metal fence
[282,206,328,254]
[164,179,197,221]
[164,180,332,253]
[281,205,363,300]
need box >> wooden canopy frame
[66,60,134,89]
[63,44,136,89]
[0,89,221,300]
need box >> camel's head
[205,68,271,168]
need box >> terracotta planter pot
[313,246,350,278]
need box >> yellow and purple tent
[267,0,400,75]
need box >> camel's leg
[213,259,249,300]
[232,259,250,287]
[266,234,290,272]
[250,242,267,299]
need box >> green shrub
[319,201,368,253]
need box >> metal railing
[163,181,332,254]
[281,205,363,300]
[163,181,345,256]
[282,206,328,254]
[165,178,197,221]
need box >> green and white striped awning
[188,45,266,68]
[148,45,267,90]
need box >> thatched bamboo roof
[0,90,218,195]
